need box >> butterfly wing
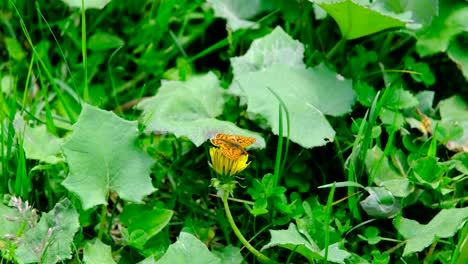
[215,133,256,148]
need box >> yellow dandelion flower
[209,147,250,177]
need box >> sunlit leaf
[437,96,468,152]
[15,199,79,264]
[13,114,63,164]
[61,0,111,9]
[62,104,156,210]
[137,72,265,148]
[311,0,415,40]
[230,27,355,148]
[83,239,116,264]
[394,207,468,256]
[158,232,221,264]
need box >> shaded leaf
[137,72,265,148]
[394,207,468,256]
[415,0,468,56]
[15,199,79,264]
[62,104,155,210]
[231,27,355,148]
[158,232,221,264]
[365,146,412,197]
[83,239,116,264]
[120,204,173,249]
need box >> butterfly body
[210,134,256,160]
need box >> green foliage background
[0,0,467,263]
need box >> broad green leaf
[447,37,468,80]
[438,96,468,152]
[207,0,274,31]
[137,72,265,148]
[120,204,173,249]
[13,114,63,164]
[319,243,352,264]
[311,0,413,40]
[394,207,468,256]
[0,198,29,256]
[261,223,322,262]
[383,88,418,110]
[83,239,116,264]
[61,0,111,9]
[15,199,79,264]
[360,187,400,218]
[212,245,243,264]
[262,223,351,263]
[415,0,468,56]
[88,32,125,51]
[62,104,156,210]
[365,146,412,197]
[230,27,355,148]
[411,157,445,189]
[158,232,221,264]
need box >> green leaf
[365,146,412,197]
[88,32,125,51]
[207,0,274,31]
[312,0,413,40]
[15,199,79,264]
[137,72,265,148]
[261,223,322,262]
[212,245,243,264]
[447,36,468,81]
[394,207,468,256]
[354,81,377,107]
[83,239,116,264]
[319,243,352,264]
[411,157,445,189]
[383,88,418,110]
[415,0,468,56]
[231,27,355,148]
[404,57,436,86]
[158,232,221,264]
[13,114,63,164]
[119,204,173,249]
[60,0,111,9]
[360,187,400,218]
[62,104,156,210]
[438,96,468,152]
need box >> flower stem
[222,192,279,264]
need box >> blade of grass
[323,182,336,263]
[81,0,88,102]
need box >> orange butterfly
[210,133,256,160]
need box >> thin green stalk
[323,183,336,263]
[81,0,89,102]
[222,192,279,264]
